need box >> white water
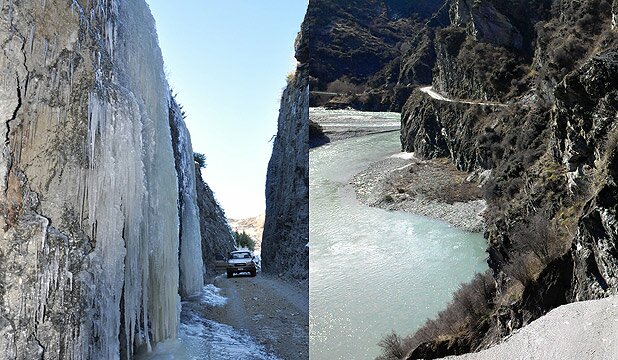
[309,107,401,130]
[135,285,281,360]
[309,130,488,359]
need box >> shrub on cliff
[536,0,613,81]
[326,77,364,94]
[511,215,563,263]
[194,152,206,169]
[376,332,406,360]
[377,271,497,359]
[309,120,330,148]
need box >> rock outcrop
[0,1,211,358]
[309,120,330,148]
[261,32,309,283]
[445,296,618,360]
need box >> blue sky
[147,1,308,219]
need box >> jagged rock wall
[432,0,558,102]
[261,34,309,282]
[194,164,236,275]
[401,91,500,171]
[0,0,205,359]
[553,50,618,300]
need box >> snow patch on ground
[445,296,618,359]
[391,152,416,160]
[197,284,227,307]
[135,285,280,360]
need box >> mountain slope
[306,0,449,111]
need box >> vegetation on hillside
[234,230,256,251]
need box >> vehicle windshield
[230,252,252,259]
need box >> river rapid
[309,130,488,359]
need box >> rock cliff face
[395,0,618,358]
[0,1,211,359]
[194,165,236,275]
[261,33,309,283]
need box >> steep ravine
[0,1,231,359]
[394,0,618,358]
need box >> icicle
[42,38,48,64]
[19,0,204,358]
[27,24,35,54]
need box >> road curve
[419,86,508,107]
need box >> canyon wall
[302,0,618,358]
[305,0,449,111]
[261,32,309,283]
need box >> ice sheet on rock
[77,0,184,358]
[170,99,205,298]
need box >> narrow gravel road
[210,274,309,360]
[420,86,508,107]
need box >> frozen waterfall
[0,0,207,358]
[170,98,206,297]
[77,0,204,358]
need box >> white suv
[226,250,257,278]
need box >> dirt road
[208,273,309,360]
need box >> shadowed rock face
[261,33,309,284]
[309,120,330,148]
[194,164,236,276]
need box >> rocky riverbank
[351,152,486,232]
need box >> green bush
[194,152,206,169]
[234,231,255,251]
